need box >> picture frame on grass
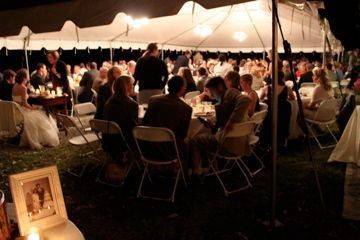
[9,166,67,236]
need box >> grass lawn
[0,136,359,240]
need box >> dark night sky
[0,0,359,49]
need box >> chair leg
[137,163,149,198]
[240,149,265,177]
[171,170,181,202]
[326,124,338,145]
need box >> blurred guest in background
[172,50,191,75]
[0,69,16,101]
[30,63,48,89]
[178,67,197,94]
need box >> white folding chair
[57,114,99,177]
[245,110,268,176]
[184,91,200,100]
[208,122,255,196]
[133,126,187,202]
[0,101,24,145]
[89,119,139,187]
[73,102,96,130]
[259,102,268,111]
[305,99,339,150]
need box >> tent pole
[24,47,29,72]
[109,44,113,63]
[322,19,326,67]
[270,0,279,230]
[161,44,164,60]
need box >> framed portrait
[9,166,67,236]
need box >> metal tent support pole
[110,46,113,63]
[270,0,279,229]
[24,47,30,72]
[322,20,327,67]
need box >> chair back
[224,122,255,139]
[184,91,200,100]
[133,126,179,163]
[133,126,175,142]
[89,119,122,135]
[0,101,24,138]
[74,102,96,116]
[259,102,268,111]
[250,110,268,134]
[314,98,339,122]
[57,113,78,130]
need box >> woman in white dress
[12,69,59,150]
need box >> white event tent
[0,0,333,53]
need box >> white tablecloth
[139,105,213,139]
[328,106,360,166]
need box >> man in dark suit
[30,63,48,89]
[190,76,250,176]
[0,69,16,101]
[143,76,192,165]
[143,75,192,141]
[298,63,314,86]
[172,50,191,75]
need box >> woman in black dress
[94,66,122,119]
[260,71,294,147]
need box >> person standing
[134,43,168,104]
[172,50,191,75]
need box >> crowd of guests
[1,44,359,178]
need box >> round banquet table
[328,106,360,220]
[28,94,68,115]
[139,104,214,139]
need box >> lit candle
[27,227,40,240]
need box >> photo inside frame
[21,177,56,223]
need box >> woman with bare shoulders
[12,69,59,149]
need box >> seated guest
[12,69,59,149]
[224,71,240,90]
[134,43,168,104]
[298,63,314,86]
[127,60,136,76]
[191,77,250,176]
[325,63,336,82]
[30,63,48,89]
[178,67,197,94]
[240,74,260,117]
[143,75,192,141]
[196,67,208,92]
[214,54,233,77]
[77,72,97,104]
[102,75,138,160]
[87,62,99,81]
[250,66,265,90]
[303,67,334,120]
[143,76,192,164]
[92,67,108,93]
[95,66,122,119]
[0,69,16,101]
[259,72,292,147]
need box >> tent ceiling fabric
[0,0,249,36]
[0,0,329,52]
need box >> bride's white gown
[13,95,60,150]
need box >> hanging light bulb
[125,15,149,29]
[233,31,247,42]
[194,24,213,37]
